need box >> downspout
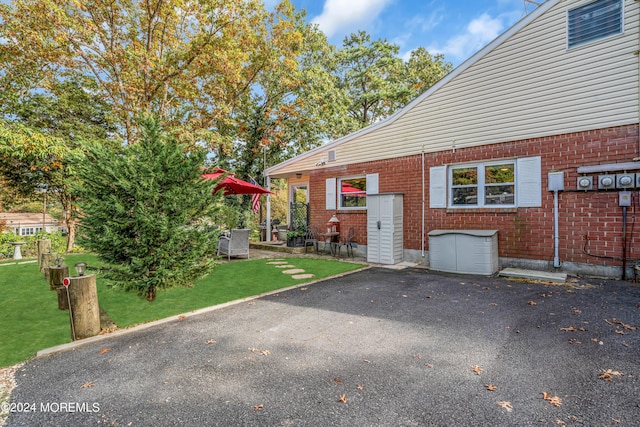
[421,145,426,257]
[622,205,628,280]
[553,189,561,268]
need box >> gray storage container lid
[428,229,498,237]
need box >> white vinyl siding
[267,0,637,178]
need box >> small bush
[0,230,68,259]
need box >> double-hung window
[326,173,378,210]
[450,162,515,207]
[339,177,367,208]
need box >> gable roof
[0,212,59,226]
[267,1,560,178]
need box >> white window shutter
[366,173,379,195]
[325,178,336,210]
[429,166,447,208]
[517,156,542,207]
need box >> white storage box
[428,230,499,275]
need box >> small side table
[10,242,26,260]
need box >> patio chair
[217,228,250,260]
[335,227,356,258]
[304,226,320,253]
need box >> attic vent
[567,0,622,49]
[328,150,336,162]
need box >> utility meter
[598,175,616,190]
[616,173,635,189]
[577,176,593,190]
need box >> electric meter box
[619,191,631,207]
[548,172,564,191]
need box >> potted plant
[286,230,305,247]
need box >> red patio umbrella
[202,168,271,196]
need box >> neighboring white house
[0,212,61,236]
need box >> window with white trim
[450,162,515,207]
[339,177,367,208]
[430,156,541,209]
[20,227,41,236]
[567,0,622,49]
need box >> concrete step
[498,267,567,283]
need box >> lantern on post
[326,215,340,234]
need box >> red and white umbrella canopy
[202,168,271,196]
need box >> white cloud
[311,0,393,39]
[429,13,504,61]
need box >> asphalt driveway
[5,267,640,426]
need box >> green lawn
[0,254,365,367]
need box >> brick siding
[308,124,640,267]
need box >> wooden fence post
[68,274,100,340]
[49,266,70,310]
[37,239,52,270]
[41,253,55,280]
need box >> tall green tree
[0,0,291,147]
[405,47,453,99]
[335,31,409,128]
[0,121,85,251]
[0,77,117,250]
[214,5,353,190]
[335,31,453,130]
[76,117,218,301]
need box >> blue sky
[265,0,543,66]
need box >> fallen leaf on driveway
[598,369,623,381]
[485,384,497,391]
[497,401,512,412]
[528,301,537,306]
[253,404,264,411]
[357,385,364,390]
[206,339,216,344]
[560,326,586,332]
[80,381,95,388]
[333,377,343,383]
[338,394,347,404]
[470,365,483,375]
[605,318,637,330]
[98,348,110,355]
[542,392,562,407]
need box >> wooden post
[37,239,52,268]
[68,274,100,340]
[41,253,55,279]
[49,266,69,310]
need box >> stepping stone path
[265,259,315,280]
